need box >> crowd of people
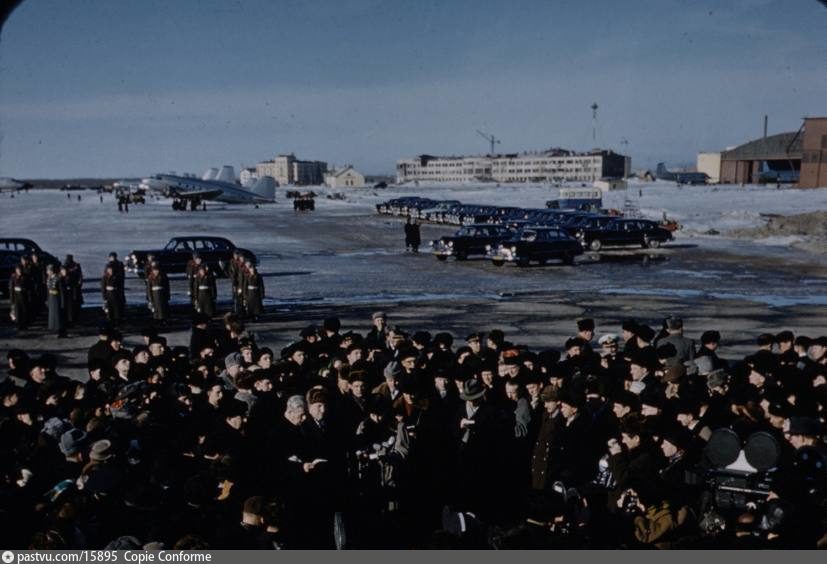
[8,250,265,336]
[1,310,826,549]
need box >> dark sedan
[488,227,583,267]
[578,219,673,251]
[127,236,257,277]
[0,239,60,297]
[432,224,514,261]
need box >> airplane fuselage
[144,174,273,204]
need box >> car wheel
[644,236,661,249]
[562,252,575,265]
[455,250,468,261]
[492,260,504,267]
[589,239,602,251]
[436,255,447,262]
[517,258,529,267]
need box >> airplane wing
[169,188,224,200]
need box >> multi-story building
[396,149,629,184]
[239,167,258,187]
[256,153,327,185]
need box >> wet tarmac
[1,190,826,380]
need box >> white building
[256,153,328,186]
[697,152,721,184]
[239,167,258,187]
[324,166,366,189]
[396,149,629,184]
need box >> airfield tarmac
[1,189,826,380]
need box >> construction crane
[476,130,501,155]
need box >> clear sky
[0,0,825,178]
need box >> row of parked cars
[376,197,674,267]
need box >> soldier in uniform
[106,252,126,312]
[146,264,170,323]
[9,264,31,330]
[62,255,83,326]
[28,252,46,319]
[185,253,203,306]
[194,264,217,318]
[228,250,245,315]
[243,262,264,321]
[101,264,123,324]
[46,264,67,338]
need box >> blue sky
[0,0,825,178]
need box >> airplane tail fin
[216,166,236,183]
[250,176,276,200]
[202,168,218,181]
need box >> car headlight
[447,241,453,247]
[485,244,491,251]
[511,246,517,253]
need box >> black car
[488,227,583,267]
[563,215,615,237]
[432,224,514,261]
[127,236,257,277]
[578,219,673,251]
[0,239,60,297]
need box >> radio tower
[591,102,599,144]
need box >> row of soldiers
[11,250,265,332]
[173,251,266,321]
[8,253,83,333]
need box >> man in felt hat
[531,385,561,490]
[548,389,594,488]
[454,378,501,513]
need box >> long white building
[396,149,630,184]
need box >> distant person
[194,264,217,318]
[61,257,83,327]
[243,263,264,322]
[46,264,67,338]
[101,265,123,324]
[146,265,170,324]
[404,216,421,253]
[9,264,31,330]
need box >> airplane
[655,163,709,185]
[0,177,32,193]
[142,165,277,204]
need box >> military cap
[577,318,595,332]
[700,330,721,344]
[789,416,821,437]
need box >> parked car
[127,236,257,277]
[488,227,583,267]
[0,239,60,297]
[432,224,515,261]
[578,219,673,251]
[563,215,615,237]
